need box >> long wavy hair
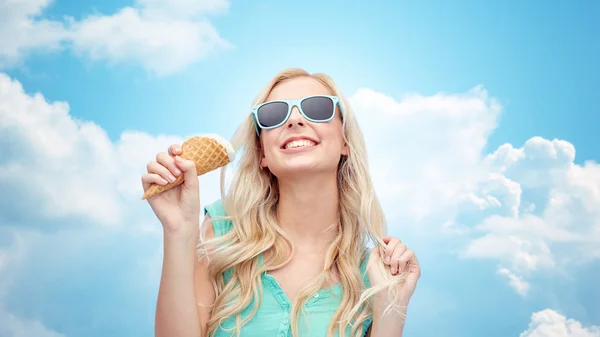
[197,68,405,337]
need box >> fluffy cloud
[350,86,501,223]
[0,0,231,75]
[0,0,69,67]
[69,0,232,76]
[0,72,223,229]
[350,85,600,296]
[463,139,600,294]
[520,309,600,337]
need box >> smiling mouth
[283,139,317,150]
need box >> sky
[0,0,599,336]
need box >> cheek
[321,123,345,146]
[261,132,280,152]
[259,132,280,165]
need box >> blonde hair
[198,68,406,337]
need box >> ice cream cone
[142,134,235,200]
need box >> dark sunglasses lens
[301,97,335,121]
[257,102,289,128]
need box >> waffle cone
[142,134,235,200]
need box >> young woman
[143,68,421,337]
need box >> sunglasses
[251,95,343,135]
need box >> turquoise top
[204,199,373,337]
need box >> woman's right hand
[142,144,201,238]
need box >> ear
[258,138,269,168]
[260,155,268,168]
[341,142,349,156]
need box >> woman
[143,68,421,337]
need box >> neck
[276,172,340,251]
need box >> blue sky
[0,1,599,337]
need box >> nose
[286,106,305,129]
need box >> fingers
[157,151,182,178]
[390,243,408,275]
[141,172,169,190]
[409,254,421,276]
[383,237,401,264]
[143,159,177,188]
[168,144,182,157]
[174,155,198,191]
[396,249,414,275]
[382,236,416,276]
[141,144,183,191]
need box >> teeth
[285,140,316,149]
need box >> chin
[270,161,337,179]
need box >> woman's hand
[367,236,421,305]
[366,236,421,336]
[141,144,201,238]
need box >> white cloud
[0,72,223,228]
[69,0,232,76]
[0,72,123,226]
[0,0,231,75]
[520,309,600,337]
[463,138,600,290]
[496,267,530,296]
[350,85,502,223]
[464,231,555,272]
[0,0,69,68]
[350,85,600,295]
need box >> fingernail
[160,178,168,185]
[391,266,397,274]
[174,168,182,176]
[385,256,390,263]
[168,174,176,182]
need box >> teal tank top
[204,199,373,337]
